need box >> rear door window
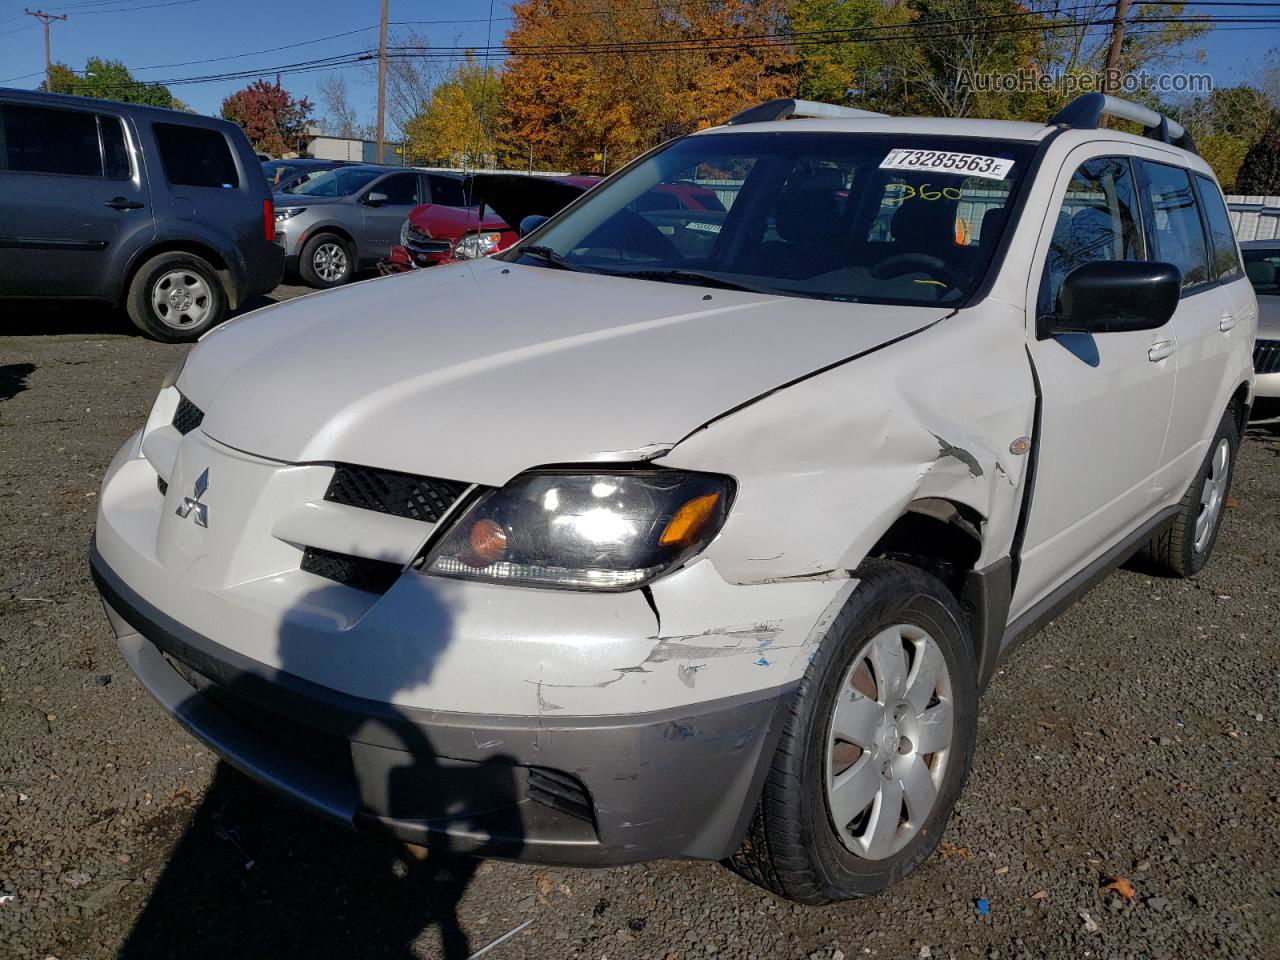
[374,172,423,205]
[1138,160,1211,291]
[1193,174,1242,281]
[153,123,239,188]
[1,103,103,177]
[428,174,466,207]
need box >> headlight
[422,470,733,591]
[159,352,187,390]
[452,231,503,260]
[274,207,307,222]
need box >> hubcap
[825,624,954,860]
[151,270,211,329]
[313,242,348,282]
[1194,437,1231,553]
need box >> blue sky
[0,0,1275,129]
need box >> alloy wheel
[313,242,348,282]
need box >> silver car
[274,166,464,287]
[1242,240,1280,420]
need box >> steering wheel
[872,253,961,289]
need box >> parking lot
[1,288,1278,960]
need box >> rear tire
[299,233,354,287]
[1138,407,1239,578]
[728,559,978,904]
[126,252,227,343]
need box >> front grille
[1255,339,1280,375]
[172,395,204,435]
[527,768,595,825]
[325,463,468,524]
[300,545,403,593]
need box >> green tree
[41,57,174,108]
[402,56,501,167]
[1175,85,1277,192]
[1236,123,1280,195]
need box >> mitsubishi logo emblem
[176,468,209,527]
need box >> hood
[408,202,507,238]
[466,173,599,231]
[181,261,945,485]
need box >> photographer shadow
[118,578,524,960]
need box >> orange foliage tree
[500,0,798,172]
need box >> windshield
[1243,247,1280,296]
[510,132,1036,306]
[291,167,383,198]
[263,161,307,187]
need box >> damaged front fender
[660,302,1036,584]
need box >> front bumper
[92,541,791,865]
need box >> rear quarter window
[1194,174,1242,281]
[153,122,240,189]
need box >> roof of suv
[0,86,237,129]
[697,116,1055,142]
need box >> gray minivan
[0,89,283,342]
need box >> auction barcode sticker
[879,148,1015,181]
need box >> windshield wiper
[608,268,774,294]
[519,245,580,271]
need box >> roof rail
[727,98,888,126]
[1050,93,1197,155]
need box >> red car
[384,173,600,271]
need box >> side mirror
[1040,260,1181,338]
[518,214,549,237]
[363,191,388,206]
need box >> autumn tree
[501,0,798,172]
[42,57,175,108]
[221,77,313,156]
[403,56,502,167]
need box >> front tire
[299,233,354,287]
[729,560,978,904]
[1139,406,1239,577]
[126,252,227,343]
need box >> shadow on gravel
[0,362,35,401]
[117,580,522,959]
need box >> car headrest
[890,197,955,252]
[1246,257,1276,287]
[979,207,1006,247]
[776,188,845,245]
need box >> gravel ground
[2,288,1278,960]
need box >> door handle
[1148,340,1175,362]
[104,197,144,211]
[1219,314,1237,332]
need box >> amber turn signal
[659,492,722,547]
[464,517,508,567]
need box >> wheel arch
[121,240,238,310]
[300,223,358,257]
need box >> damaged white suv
[92,94,1256,903]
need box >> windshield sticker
[880,149,1015,181]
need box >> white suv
[91,94,1256,904]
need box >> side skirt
[995,505,1179,670]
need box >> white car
[1241,239,1280,420]
[91,94,1256,904]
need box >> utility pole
[1103,0,1133,96]
[25,9,67,90]
[375,0,388,163]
